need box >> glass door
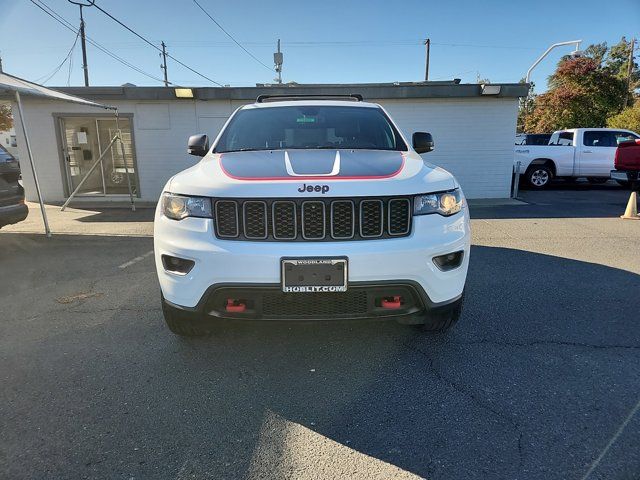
[60,116,138,196]
[60,117,105,195]
[96,118,137,195]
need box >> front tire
[615,179,631,188]
[398,294,464,333]
[162,296,209,337]
[526,165,553,189]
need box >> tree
[517,79,536,133]
[525,56,627,132]
[0,104,12,131]
[584,42,608,65]
[606,37,639,106]
[607,101,640,133]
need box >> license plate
[281,258,348,293]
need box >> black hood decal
[219,150,405,180]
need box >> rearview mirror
[187,134,209,157]
[412,132,434,154]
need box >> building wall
[380,98,518,199]
[14,96,517,202]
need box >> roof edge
[48,82,529,102]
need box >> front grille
[213,196,412,241]
[262,290,369,318]
[243,201,268,239]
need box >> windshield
[214,105,407,153]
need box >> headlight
[162,192,212,220]
[414,189,463,216]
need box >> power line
[88,1,224,86]
[28,0,169,84]
[67,41,74,86]
[191,0,273,71]
[35,29,80,84]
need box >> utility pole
[68,0,93,86]
[626,38,636,106]
[0,53,3,73]
[424,38,430,81]
[160,41,169,87]
[274,39,283,84]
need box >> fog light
[161,254,195,275]
[433,251,464,271]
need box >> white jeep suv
[154,95,470,336]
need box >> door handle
[583,150,592,153]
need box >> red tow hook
[381,296,402,309]
[225,299,246,313]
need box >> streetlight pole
[68,0,93,87]
[525,40,583,85]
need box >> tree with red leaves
[525,56,627,132]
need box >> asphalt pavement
[1,185,639,479]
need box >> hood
[169,149,456,198]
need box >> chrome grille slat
[272,201,297,240]
[359,199,384,238]
[388,198,411,235]
[214,200,239,238]
[330,200,355,239]
[213,197,411,241]
[301,201,326,240]
[243,201,268,239]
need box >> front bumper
[162,281,464,322]
[0,202,28,228]
[154,206,470,312]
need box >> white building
[7,81,527,202]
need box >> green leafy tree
[525,56,627,132]
[0,104,12,131]
[606,37,639,106]
[605,37,638,79]
[584,42,608,65]
[607,101,640,133]
[517,78,536,133]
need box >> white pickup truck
[514,128,639,188]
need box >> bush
[607,103,640,133]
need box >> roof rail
[256,94,363,103]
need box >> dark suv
[0,145,28,228]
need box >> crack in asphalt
[403,340,526,473]
[452,339,640,350]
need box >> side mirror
[187,134,209,157]
[412,132,434,154]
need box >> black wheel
[526,165,553,189]
[162,296,209,337]
[587,177,608,184]
[615,180,631,188]
[422,297,464,332]
[398,294,464,333]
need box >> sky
[1,0,639,92]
